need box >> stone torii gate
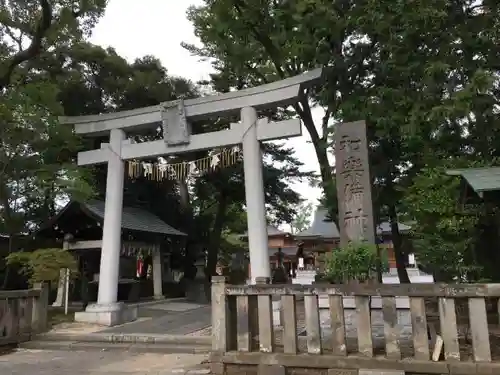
[60,68,323,326]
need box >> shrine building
[36,200,186,306]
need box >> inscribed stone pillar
[335,120,375,246]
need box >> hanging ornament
[128,161,135,178]
[189,161,199,176]
[210,154,220,169]
[168,164,177,180]
[158,162,168,179]
[126,146,242,181]
[143,163,153,178]
[231,146,239,164]
[136,251,144,278]
[129,161,140,179]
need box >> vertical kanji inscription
[335,121,375,246]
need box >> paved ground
[100,301,212,335]
[0,349,209,375]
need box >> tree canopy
[185,0,500,282]
[2,0,500,287]
[0,1,311,288]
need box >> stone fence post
[32,282,49,333]
[212,276,229,352]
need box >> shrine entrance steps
[20,299,212,354]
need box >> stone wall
[0,283,49,345]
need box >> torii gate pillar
[75,128,134,326]
[94,129,125,303]
[241,107,271,281]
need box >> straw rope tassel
[126,147,242,181]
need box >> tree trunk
[0,0,53,91]
[316,142,337,219]
[178,179,197,280]
[0,178,14,289]
[205,194,228,280]
[388,204,410,284]
[298,107,337,221]
[2,234,14,289]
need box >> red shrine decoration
[136,252,144,278]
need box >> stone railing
[210,276,500,375]
[0,283,49,345]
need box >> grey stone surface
[335,120,375,245]
[0,349,208,375]
[147,302,207,312]
[258,364,285,375]
[100,304,211,335]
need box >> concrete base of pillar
[74,302,137,326]
[153,295,165,300]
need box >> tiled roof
[268,226,288,236]
[295,208,411,238]
[295,208,340,239]
[446,167,500,193]
[269,246,297,256]
[82,200,186,236]
[241,225,289,238]
[376,222,411,235]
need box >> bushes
[6,248,78,287]
[321,242,388,283]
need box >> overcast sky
[89,0,327,215]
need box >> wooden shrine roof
[294,208,411,239]
[446,167,500,196]
[295,208,340,239]
[83,200,186,236]
[376,222,412,235]
[240,225,291,238]
[39,200,186,237]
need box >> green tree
[192,141,312,280]
[6,248,78,286]
[50,42,310,283]
[289,201,314,234]
[0,0,106,90]
[184,0,500,283]
[322,242,388,283]
[183,0,340,221]
[402,163,481,282]
[0,1,106,287]
[0,1,311,292]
